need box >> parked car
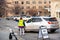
[25,16,59,32]
[12,16,20,20]
[6,16,14,20]
[14,16,31,21]
[22,16,31,21]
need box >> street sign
[41,28,49,39]
[38,26,49,39]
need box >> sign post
[38,26,50,40]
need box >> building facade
[51,0,60,18]
[0,0,51,17]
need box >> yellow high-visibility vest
[18,20,24,26]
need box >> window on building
[44,12,47,16]
[44,1,46,4]
[21,12,24,15]
[49,5,51,8]
[15,12,19,14]
[32,1,36,4]
[26,1,30,4]
[38,1,42,4]
[49,1,51,3]
[39,6,42,9]
[39,11,42,13]
[21,6,24,9]
[44,12,46,14]
[59,13,60,18]
[44,6,47,8]
[26,6,30,9]
[15,1,18,4]
[32,6,36,9]
[49,11,51,13]
[44,0,47,4]
[21,1,24,4]
[15,7,19,14]
[44,0,46,1]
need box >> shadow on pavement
[25,31,38,33]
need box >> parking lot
[0,18,60,40]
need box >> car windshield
[43,17,57,21]
[26,16,30,18]
[32,18,42,22]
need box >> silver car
[25,16,59,32]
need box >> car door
[25,19,33,29]
[32,18,42,29]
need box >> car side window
[26,19,32,23]
[32,18,42,22]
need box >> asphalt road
[0,18,60,40]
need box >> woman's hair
[20,17,22,19]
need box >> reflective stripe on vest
[18,20,24,26]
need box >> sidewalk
[0,27,25,40]
[14,31,25,40]
[9,27,25,40]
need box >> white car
[12,16,20,20]
[22,16,31,21]
[25,16,59,32]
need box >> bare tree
[27,9,38,16]
[11,4,22,16]
[0,0,7,17]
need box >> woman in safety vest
[18,17,25,36]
